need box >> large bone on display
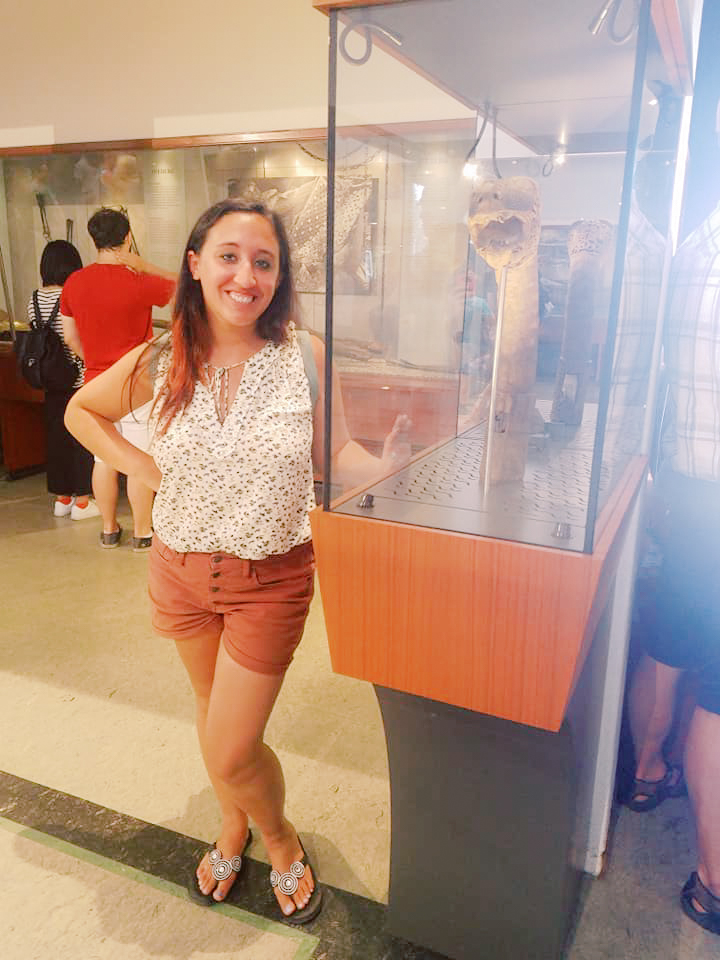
[467,176,540,485]
[551,219,614,426]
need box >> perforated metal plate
[334,401,637,552]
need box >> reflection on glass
[0,141,334,333]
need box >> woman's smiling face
[188,211,281,334]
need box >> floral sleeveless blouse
[150,324,315,559]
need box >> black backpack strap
[31,291,61,329]
[31,291,42,329]
[47,298,61,326]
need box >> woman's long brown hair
[149,199,296,433]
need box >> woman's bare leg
[175,636,313,914]
[175,633,251,902]
[203,643,315,916]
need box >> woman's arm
[65,343,162,491]
[309,335,411,490]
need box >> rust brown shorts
[148,535,315,675]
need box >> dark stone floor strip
[0,770,449,960]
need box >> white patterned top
[150,324,315,559]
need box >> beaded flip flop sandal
[270,840,323,925]
[187,828,253,906]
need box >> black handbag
[16,291,79,392]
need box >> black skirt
[44,389,94,496]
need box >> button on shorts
[148,535,315,674]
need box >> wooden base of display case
[311,455,646,733]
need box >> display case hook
[588,0,639,45]
[339,21,402,66]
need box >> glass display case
[321,0,691,553]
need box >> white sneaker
[71,500,102,521]
[53,498,74,518]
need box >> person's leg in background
[681,651,720,933]
[126,476,154,540]
[117,402,154,546]
[45,389,78,516]
[629,653,683,794]
[627,480,696,809]
[92,461,120,536]
[69,406,99,517]
[686,706,720,896]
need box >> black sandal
[100,525,122,549]
[270,840,323,925]
[187,829,253,906]
[681,872,720,935]
[626,763,686,812]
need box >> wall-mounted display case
[0,137,337,340]
[0,134,335,474]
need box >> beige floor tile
[0,823,313,960]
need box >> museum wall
[0,0,329,145]
[0,1,475,148]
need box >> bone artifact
[467,176,541,485]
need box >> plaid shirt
[602,201,665,495]
[664,202,720,481]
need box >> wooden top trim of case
[313,0,411,12]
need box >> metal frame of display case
[311,2,699,958]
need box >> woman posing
[29,240,98,519]
[66,199,409,923]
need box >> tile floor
[1,471,719,959]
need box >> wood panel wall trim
[0,129,327,159]
[0,120,475,158]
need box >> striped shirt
[663,203,720,481]
[26,287,83,390]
